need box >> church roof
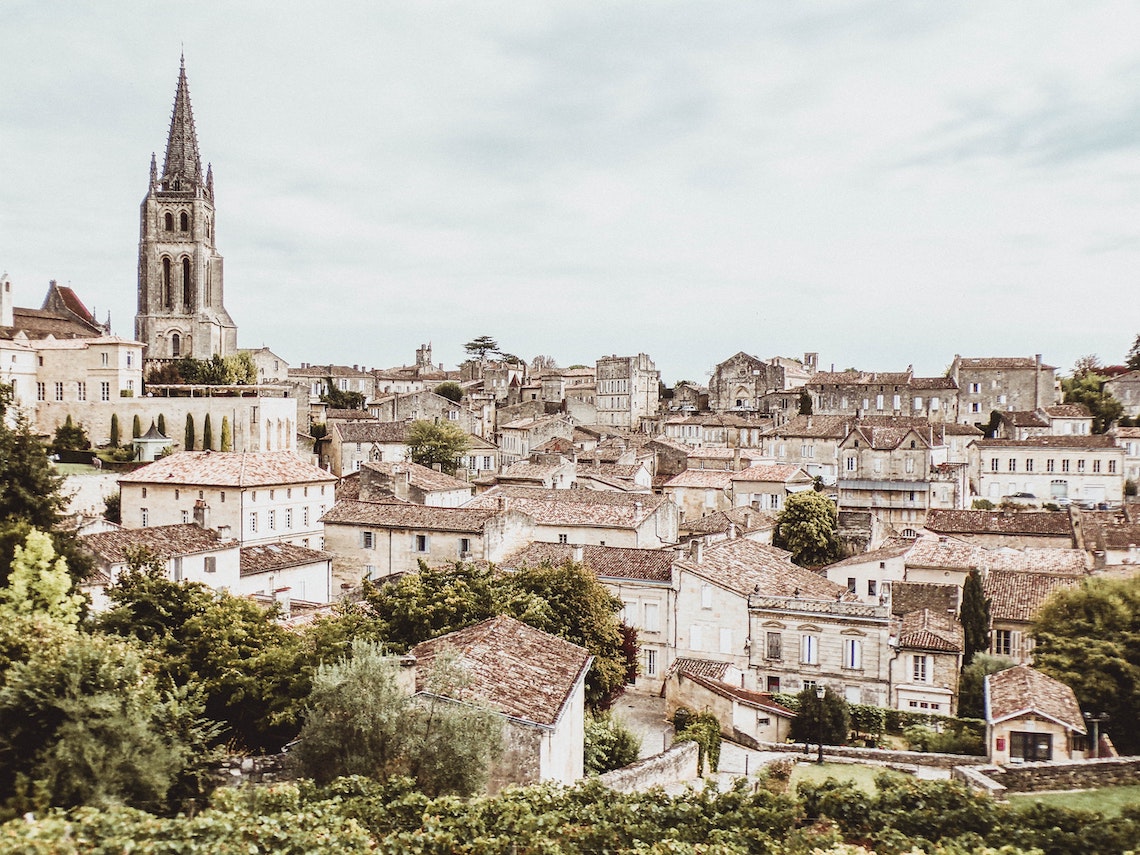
[161,55,204,192]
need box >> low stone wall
[212,754,292,787]
[760,741,989,770]
[599,741,700,793]
[956,756,1140,796]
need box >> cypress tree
[157,413,166,436]
[132,414,142,439]
[109,414,120,447]
[961,569,991,665]
[184,414,195,451]
[220,416,232,452]
[202,414,213,451]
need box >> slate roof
[240,541,330,576]
[465,486,667,529]
[924,510,1074,539]
[119,452,337,488]
[321,501,500,533]
[411,615,592,728]
[986,665,1084,732]
[501,542,674,582]
[676,539,841,599]
[983,569,1083,623]
[82,524,237,563]
[335,421,408,443]
[895,608,963,653]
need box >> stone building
[707,352,785,413]
[948,355,1059,423]
[1105,370,1140,418]
[889,608,963,715]
[970,435,1125,506]
[595,353,659,429]
[136,57,237,361]
[985,666,1087,764]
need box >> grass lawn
[53,462,101,475]
[789,762,903,794]
[1008,785,1140,818]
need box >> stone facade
[949,355,1059,423]
[970,436,1125,505]
[708,352,785,413]
[596,353,659,429]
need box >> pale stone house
[496,459,577,490]
[595,353,659,429]
[117,451,336,547]
[289,363,375,404]
[678,507,776,547]
[412,616,591,793]
[500,541,675,689]
[237,541,332,604]
[458,434,500,480]
[685,446,769,472]
[240,347,289,383]
[763,415,853,486]
[662,469,735,520]
[1109,426,1140,485]
[497,415,576,465]
[949,356,1059,423]
[730,464,815,511]
[574,461,653,492]
[889,608,963,715]
[354,461,474,508]
[661,413,766,449]
[819,538,912,605]
[985,665,1086,764]
[80,523,240,611]
[327,420,409,476]
[1080,507,1140,571]
[983,568,1084,665]
[923,509,1076,550]
[1104,370,1140,418]
[970,435,1125,506]
[663,666,796,746]
[540,367,596,405]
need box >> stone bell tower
[136,55,238,362]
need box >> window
[204,556,216,574]
[482,456,492,469]
[101,382,110,402]
[181,510,189,524]
[141,508,149,527]
[644,602,660,632]
[141,487,147,498]
[912,654,929,682]
[845,456,856,472]
[1062,459,1070,473]
[558,533,569,544]
[1077,459,1086,473]
[766,632,782,660]
[868,580,877,597]
[459,537,472,555]
[285,508,292,529]
[172,557,182,582]
[303,507,310,526]
[76,382,86,401]
[1109,460,1117,474]
[36,382,45,402]
[415,535,428,552]
[991,458,999,472]
[767,676,781,693]
[843,638,862,669]
[1093,460,1101,473]
[1025,459,1034,473]
[993,629,1012,656]
[267,510,276,531]
[801,634,819,665]
[689,625,704,651]
[361,531,374,549]
[249,512,257,533]
[971,402,981,413]
[101,352,109,366]
[175,489,180,500]
[970,383,981,393]
[700,583,713,609]
[644,648,658,678]
[1010,731,1053,762]
[1009,459,1017,472]
[180,212,189,231]
[54,382,63,401]
[1047,459,1055,473]
[165,212,173,230]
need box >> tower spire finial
[161,55,203,192]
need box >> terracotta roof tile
[896,608,963,653]
[891,581,958,616]
[240,541,330,576]
[681,671,797,716]
[362,461,473,494]
[82,524,237,563]
[501,542,674,582]
[986,665,1084,731]
[983,569,1083,623]
[119,452,337,488]
[677,539,839,598]
[680,506,777,536]
[412,615,591,727]
[730,465,812,483]
[465,486,666,530]
[663,470,735,489]
[321,500,499,532]
[973,436,1118,449]
[335,421,408,443]
[959,357,1054,371]
[925,510,1074,538]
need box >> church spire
[161,54,203,192]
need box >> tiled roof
[681,672,797,717]
[676,538,840,598]
[533,437,574,454]
[942,423,985,436]
[501,542,674,582]
[647,435,694,453]
[983,569,1083,623]
[465,486,667,529]
[767,415,853,439]
[730,465,812,483]
[924,510,1074,538]
[1044,405,1091,419]
[1001,411,1050,428]
[501,415,568,431]
[499,462,562,481]
[119,452,337,488]
[909,376,958,390]
[905,536,1089,575]
[4,308,103,339]
[663,470,735,489]
[896,608,963,653]
[336,421,408,443]
[321,500,499,533]
[680,506,776,536]
[665,657,733,682]
[986,665,1084,732]
[327,409,376,421]
[687,447,763,460]
[240,541,330,576]
[412,615,591,727]
[891,581,958,617]
[1092,521,1140,551]
[576,463,643,479]
[82,524,237,563]
[808,370,913,386]
[973,435,1118,449]
[958,357,1053,371]
[1112,427,1140,439]
[362,461,473,494]
[845,424,931,451]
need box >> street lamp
[816,686,826,764]
[1083,712,1110,759]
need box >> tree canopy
[321,380,366,411]
[772,491,841,567]
[463,335,499,360]
[1062,373,1122,433]
[406,419,470,475]
[434,381,463,403]
[788,686,850,746]
[146,353,257,386]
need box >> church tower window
[182,257,192,306]
[171,333,181,357]
[162,257,172,308]
[164,212,173,230]
[180,212,189,231]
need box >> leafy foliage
[0,529,83,626]
[147,353,257,386]
[957,654,1014,720]
[1032,575,1140,754]
[220,415,232,451]
[50,415,89,454]
[320,379,366,410]
[464,335,499,360]
[960,569,991,665]
[772,490,841,567]
[406,419,470,475]
[672,706,722,774]
[1062,373,1122,433]
[184,412,195,450]
[583,710,641,774]
[434,381,463,403]
[789,686,850,747]
[202,413,213,450]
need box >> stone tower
[136,56,237,361]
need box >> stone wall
[955,756,1140,796]
[212,754,291,787]
[599,741,699,793]
[760,741,989,769]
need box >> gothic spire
[161,54,204,192]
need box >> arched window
[164,212,173,230]
[162,257,172,308]
[180,212,189,232]
[171,333,181,358]
[182,257,192,307]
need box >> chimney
[733,446,742,472]
[689,539,703,563]
[192,499,210,530]
[572,545,584,563]
[396,653,417,695]
[393,467,410,501]
[743,511,753,530]
[0,274,13,328]
[728,522,737,539]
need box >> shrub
[584,711,641,774]
[972,498,995,510]
[672,706,721,774]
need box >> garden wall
[954,756,1140,796]
[759,741,989,770]
[598,742,699,793]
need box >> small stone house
[411,615,592,793]
[663,662,796,747]
[889,608,963,716]
[985,665,1086,764]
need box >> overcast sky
[3,2,1139,383]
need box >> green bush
[972,498,995,510]
[672,706,721,774]
[584,711,641,774]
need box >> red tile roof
[986,665,1084,732]
[119,451,337,488]
[502,542,674,582]
[82,523,236,563]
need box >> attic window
[910,440,916,448]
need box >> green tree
[202,413,213,451]
[1061,373,1123,433]
[584,710,641,774]
[157,413,166,436]
[0,632,221,816]
[184,413,195,450]
[103,492,121,524]
[290,641,503,797]
[463,335,499,361]
[132,414,142,439]
[406,419,470,475]
[320,379,366,410]
[434,381,463,403]
[0,529,83,626]
[1032,575,1140,754]
[223,351,257,384]
[772,491,841,567]
[789,686,850,747]
[957,653,1014,719]
[798,389,813,416]
[960,569,991,665]
[220,415,232,452]
[109,412,120,446]
[51,415,90,454]
[1127,334,1140,371]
